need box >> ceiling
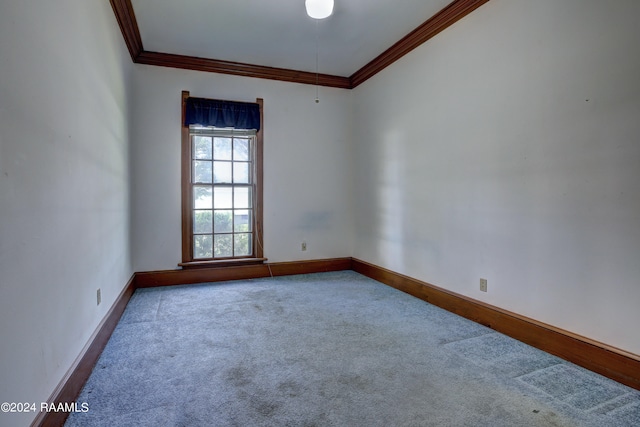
[130,0,453,77]
[113,0,490,88]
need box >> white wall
[352,0,640,355]
[0,0,133,425]
[131,65,353,271]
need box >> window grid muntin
[190,128,256,260]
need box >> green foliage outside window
[193,211,251,258]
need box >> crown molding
[136,51,352,89]
[109,0,143,60]
[109,0,491,89]
[349,0,491,88]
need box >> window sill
[178,258,268,270]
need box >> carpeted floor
[65,271,640,426]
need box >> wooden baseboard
[351,258,640,391]
[134,257,353,288]
[32,274,136,427]
[32,258,351,426]
[33,255,640,427]
[269,258,353,277]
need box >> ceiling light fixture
[305,0,334,20]
[306,0,333,103]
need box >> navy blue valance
[184,97,260,131]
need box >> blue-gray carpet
[66,271,640,426]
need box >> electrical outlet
[97,288,102,305]
[301,241,307,251]
[480,279,488,292]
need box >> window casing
[181,92,263,266]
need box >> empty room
[1,0,639,426]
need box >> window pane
[233,138,250,161]
[234,210,252,232]
[193,160,212,183]
[234,233,252,256]
[233,162,249,184]
[234,187,252,209]
[214,187,233,209]
[213,161,232,183]
[193,136,212,159]
[214,210,233,233]
[194,210,213,234]
[193,186,212,209]
[214,137,232,160]
[214,234,233,257]
[194,235,213,259]
[189,131,259,261]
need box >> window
[181,92,264,266]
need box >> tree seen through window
[191,129,255,259]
